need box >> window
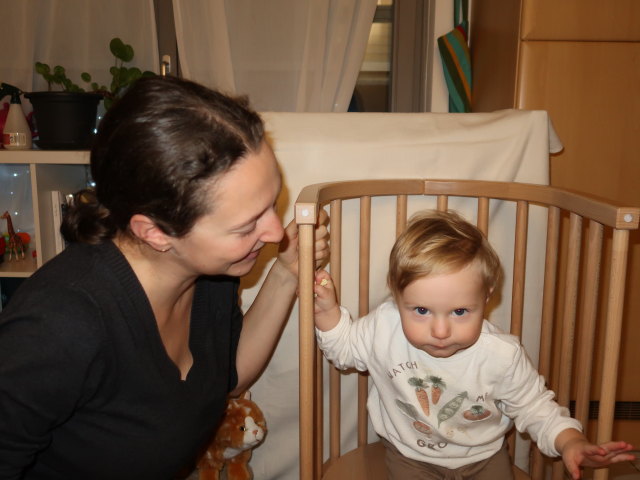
[353,0,436,113]
[351,0,393,112]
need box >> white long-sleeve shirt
[316,301,581,469]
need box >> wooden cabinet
[0,150,90,278]
[521,0,640,41]
[470,0,640,447]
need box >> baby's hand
[313,270,341,331]
[561,436,635,479]
[314,270,337,312]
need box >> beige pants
[381,438,515,480]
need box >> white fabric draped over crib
[242,108,560,479]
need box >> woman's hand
[277,208,329,277]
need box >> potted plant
[26,37,156,150]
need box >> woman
[0,76,328,479]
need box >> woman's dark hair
[62,76,265,244]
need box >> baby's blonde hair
[387,210,501,298]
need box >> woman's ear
[129,214,173,252]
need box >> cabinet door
[522,0,640,41]
[517,41,640,203]
[517,40,640,410]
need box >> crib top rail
[294,179,640,230]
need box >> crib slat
[510,201,529,339]
[539,206,561,380]
[359,196,371,317]
[316,347,325,476]
[437,194,448,211]
[298,220,317,480]
[396,195,408,236]
[531,207,560,480]
[329,200,343,466]
[593,229,631,480]
[506,201,530,463]
[551,213,583,480]
[358,196,372,446]
[574,221,603,431]
[477,197,489,235]
[558,213,582,407]
[331,200,343,303]
[531,206,561,480]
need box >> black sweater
[0,241,242,479]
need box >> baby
[313,210,634,480]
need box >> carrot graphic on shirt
[408,377,430,416]
[429,376,446,404]
[463,405,492,421]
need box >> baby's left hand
[562,437,635,479]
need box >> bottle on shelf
[1,83,32,150]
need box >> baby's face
[396,262,488,358]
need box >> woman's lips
[242,249,260,261]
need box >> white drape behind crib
[244,109,558,479]
[172,0,378,112]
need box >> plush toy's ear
[242,391,251,401]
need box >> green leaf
[121,45,134,63]
[125,67,142,86]
[35,62,50,75]
[110,37,134,63]
[33,37,154,99]
[109,37,126,58]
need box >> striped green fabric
[437,0,472,113]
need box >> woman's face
[172,141,284,277]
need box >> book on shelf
[50,191,73,255]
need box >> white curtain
[0,0,159,96]
[0,0,157,236]
[173,0,378,112]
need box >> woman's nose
[261,210,285,243]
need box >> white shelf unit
[0,150,90,278]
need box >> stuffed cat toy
[198,391,267,480]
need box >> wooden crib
[294,179,639,480]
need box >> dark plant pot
[25,91,102,150]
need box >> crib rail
[295,179,639,480]
[295,179,639,230]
